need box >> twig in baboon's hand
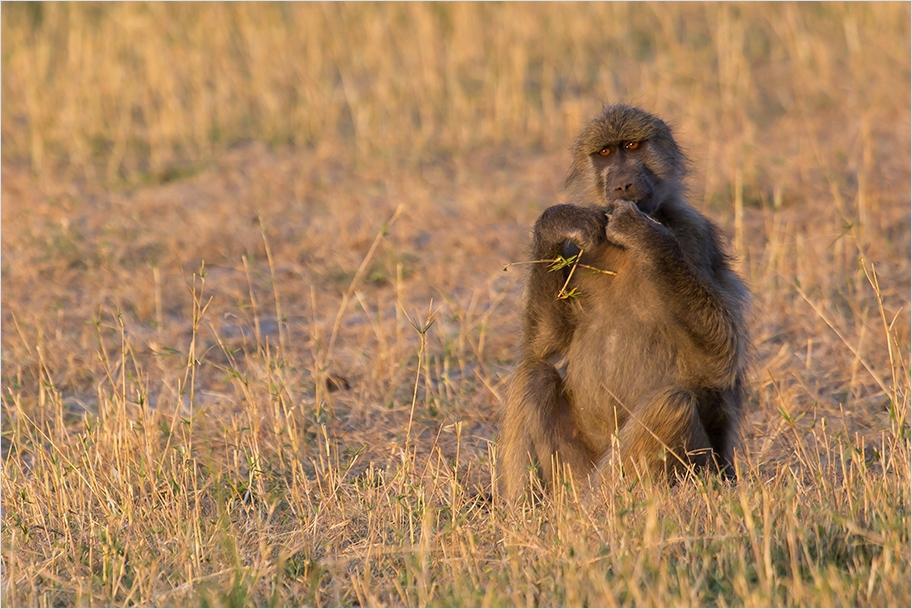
[503,256,618,276]
[570,261,617,276]
[556,250,582,299]
[503,252,617,299]
[557,287,581,300]
[549,253,579,272]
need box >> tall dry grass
[4,3,908,187]
[2,2,910,607]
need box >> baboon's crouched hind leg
[612,387,713,480]
[499,359,595,505]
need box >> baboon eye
[598,146,612,156]
[624,141,640,150]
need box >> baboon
[499,104,750,503]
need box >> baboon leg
[700,390,741,479]
[499,359,594,504]
[613,387,712,480]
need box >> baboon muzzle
[605,171,653,206]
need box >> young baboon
[499,104,750,503]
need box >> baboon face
[591,139,658,213]
[568,105,687,216]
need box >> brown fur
[499,104,750,503]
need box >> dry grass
[2,3,910,607]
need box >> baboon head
[563,104,687,216]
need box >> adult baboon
[499,104,750,503]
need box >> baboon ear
[561,162,583,190]
[561,156,594,200]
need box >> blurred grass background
[3,2,908,190]
[2,3,910,607]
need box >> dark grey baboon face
[591,140,658,213]
[564,104,687,216]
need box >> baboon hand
[534,204,609,255]
[604,199,675,253]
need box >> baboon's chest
[563,280,680,436]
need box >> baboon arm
[522,204,609,358]
[522,258,574,358]
[651,249,745,379]
[607,201,745,377]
